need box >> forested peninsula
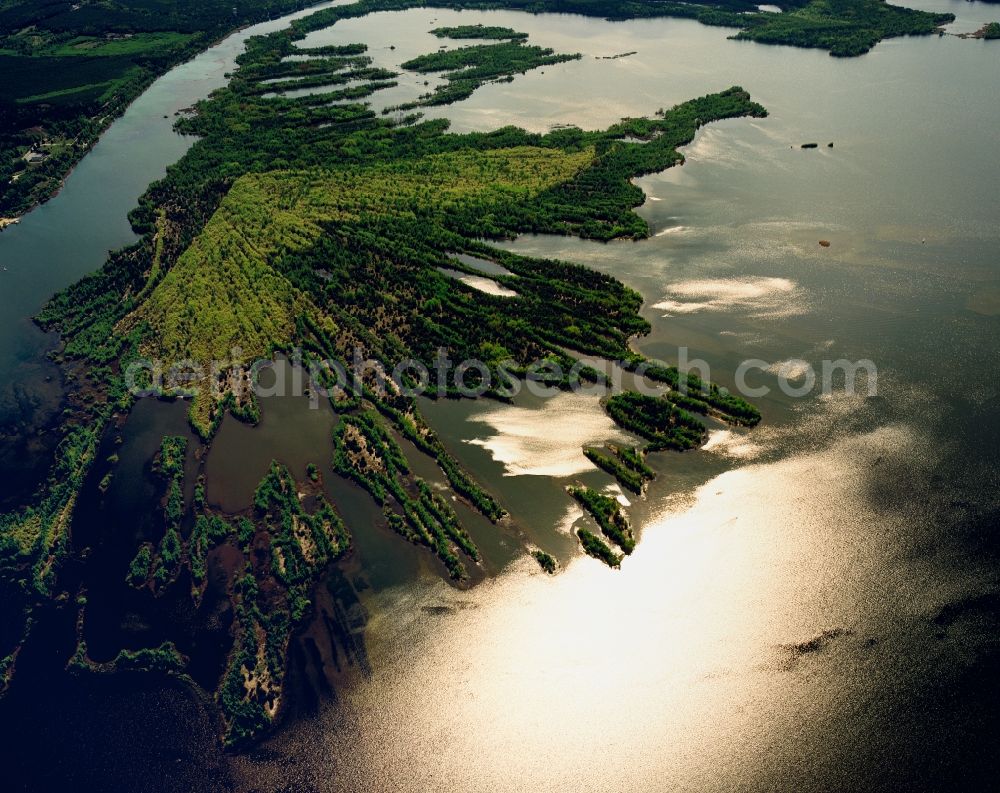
[1,0,770,747]
[0,0,955,219]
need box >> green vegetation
[6,1,765,686]
[617,446,655,478]
[236,517,256,551]
[584,445,654,494]
[68,638,188,675]
[393,36,579,109]
[189,513,230,593]
[125,143,596,431]
[215,462,350,745]
[624,361,762,425]
[253,461,350,618]
[577,527,621,568]
[432,24,529,40]
[154,435,186,479]
[978,22,1000,39]
[731,0,953,57]
[116,80,764,434]
[242,44,399,100]
[103,460,350,745]
[125,543,153,588]
[333,412,479,579]
[0,0,960,218]
[76,455,347,745]
[145,436,187,591]
[275,0,953,60]
[569,486,634,554]
[377,398,505,521]
[531,549,557,573]
[0,421,101,686]
[605,392,708,452]
[151,524,181,588]
[218,568,274,745]
[113,641,186,673]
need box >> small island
[577,528,622,568]
[531,549,558,573]
[583,446,655,495]
[569,486,636,556]
[431,24,529,40]
[391,31,581,110]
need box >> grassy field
[129,145,593,430]
[44,31,196,57]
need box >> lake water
[2,3,999,791]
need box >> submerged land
[0,0,775,747]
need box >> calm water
[3,4,999,792]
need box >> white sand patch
[438,267,518,297]
[457,274,518,297]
